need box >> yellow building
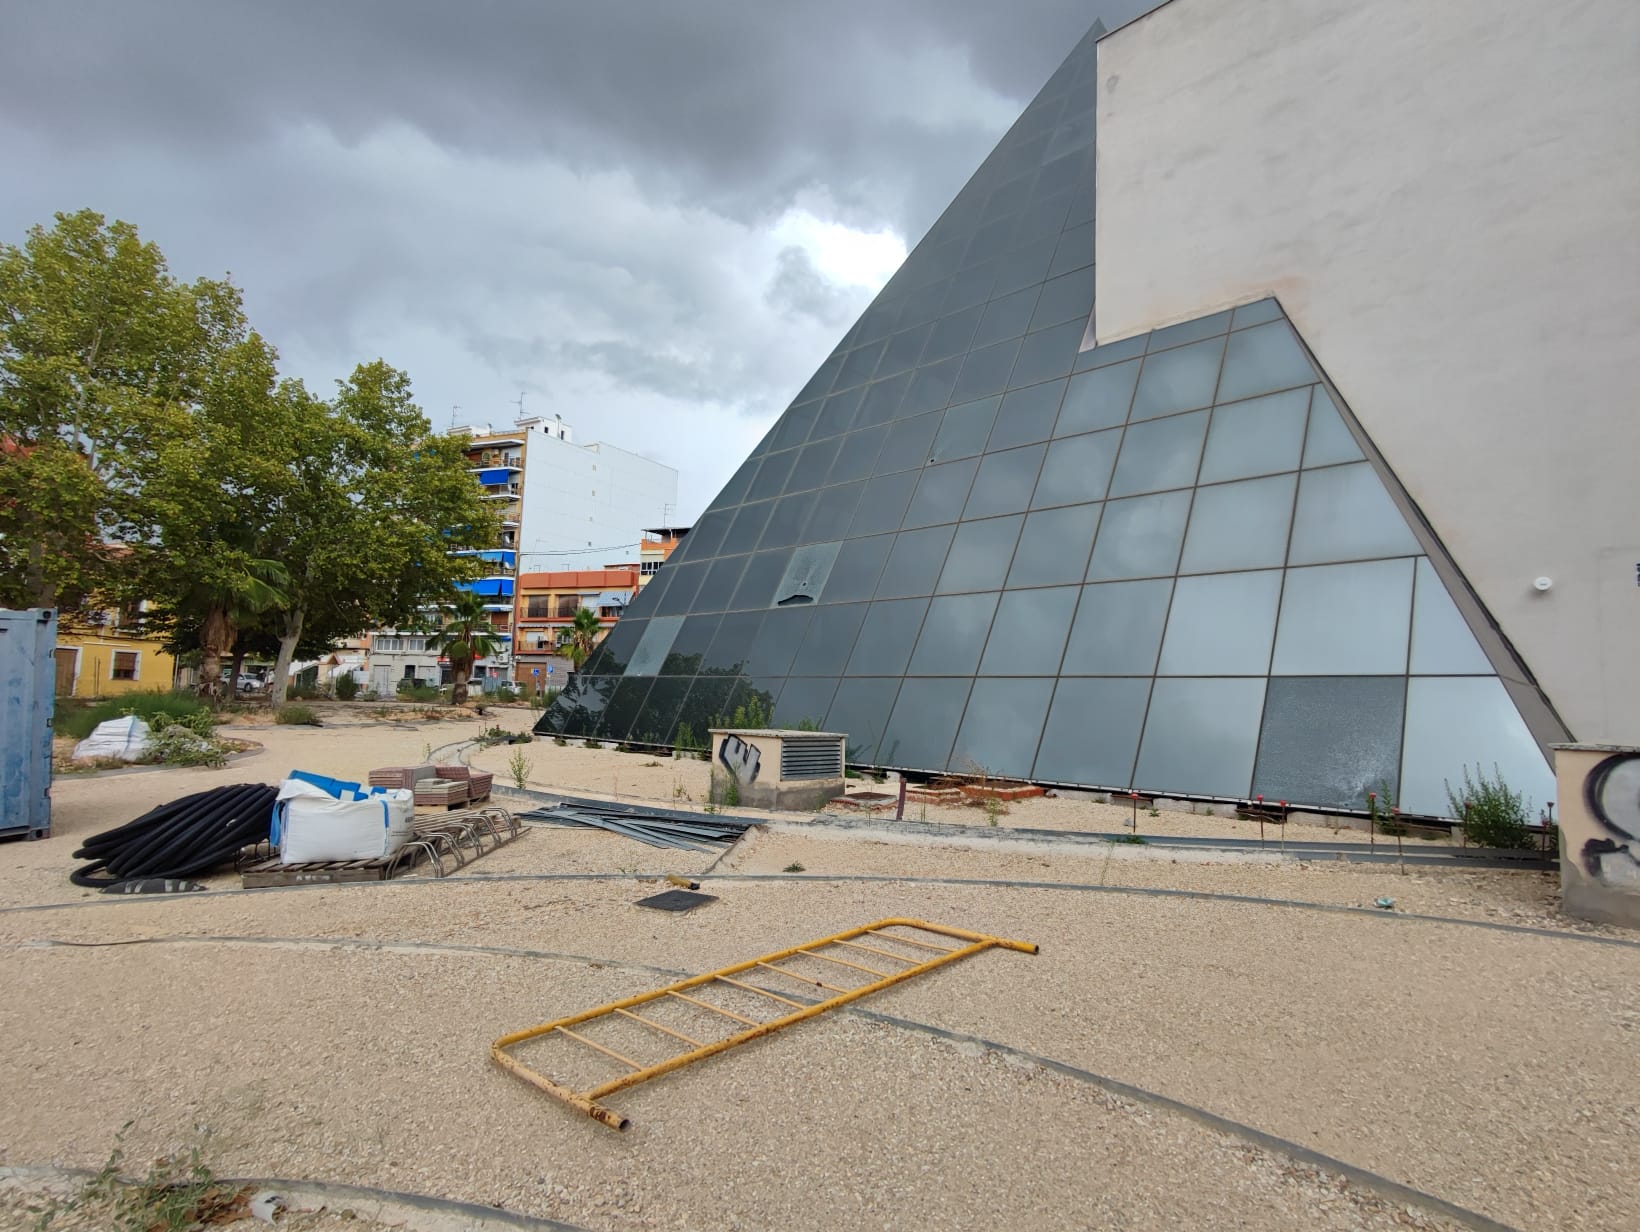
[53,616,177,699]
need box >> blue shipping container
[0,608,55,839]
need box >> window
[112,651,138,681]
[526,596,551,619]
[556,595,580,618]
[641,560,661,575]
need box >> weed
[553,735,568,746]
[982,796,1004,826]
[56,691,210,741]
[31,1125,242,1232]
[1146,804,1160,818]
[783,862,806,873]
[506,748,534,792]
[1111,834,1147,845]
[844,768,862,779]
[712,767,741,808]
[1366,781,1407,836]
[421,740,433,761]
[704,802,719,815]
[274,705,318,726]
[583,737,602,750]
[147,724,229,769]
[1448,764,1534,849]
[643,759,661,768]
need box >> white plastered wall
[1094,0,1640,741]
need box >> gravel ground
[4,721,1635,1229]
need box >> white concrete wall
[517,428,679,573]
[1094,0,1640,742]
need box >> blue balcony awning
[455,578,514,598]
[478,468,514,486]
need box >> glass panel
[719,501,774,557]
[980,586,1078,676]
[1029,268,1095,332]
[820,534,893,604]
[848,471,919,537]
[1410,557,1493,673]
[878,321,932,377]
[986,379,1065,452]
[787,438,843,493]
[1033,678,1151,787]
[875,525,957,599]
[714,456,760,507]
[770,401,820,451]
[922,305,985,363]
[993,235,1058,297]
[792,602,868,675]
[942,259,998,313]
[950,337,1023,404]
[1033,428,1121,509]
[903,457,980,530]
[770,676,835,731]
[729,550,792,612]
[1086,490,1191,581]
[1272,559,1414,675]
[1008,503,1101,588]
[963,216,1017,268]
[661,614,720,675]
[682,511,730,560]
[1157,570,1283,675]
[879,678,973,772]
[972,286,1042,348]
[1108,409,1208,498]
[699,554,749,610]
[1217,320,1316,402]
[758,491,818,550]
[1231,298,1283,328]
[1056,360,1139,436]
[1048,221,1094,275]
[1398,677,1554,816]
[587,616,646,675]
[1062,578,1173,674]
[963,444,1046,519]
[1074,333,1147,373]
[834,340,885,392]
[853,371,912,429]
[774,541,842,606]
[846,598,931,676]
[702,611,764,673]
[950,679,1054,780]
[937,514,1025,594]
[730,677,784,730]
[1009,318,1085,387]
[826,424,889,485]
[824,676,902,762]
[559,675,617,738]
[1134,678,1267,798]
[1287,461,1421,564]
[900,355,964,418]
[812,386,865,440]
[1302,387,1364,467]
[803,481,866,543]
[932,396,1001,463]
[631,676,691,747]
[1129,337,1223,422]
[908,591,1001,675]
[1197,387,1311,483]
[875,410,942,473]
[673,676,738,745]
[746,606,813,677]
[796,354,841,404]
[1253,676,1406,810]
[1145,310,1231,353]
[1178,474,1296,572]
[653,561,709,615]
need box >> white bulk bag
[275,779,413,863]
[73,715,154,762]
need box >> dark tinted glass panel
[803,481,865,543]
[746,606,813,677]
[950,338,1023,404]
[1130,337,1223,422]
[683,512,730,560]
[673,676,738,743]
[879,678,972,771]
[825,677,902,762]
[729,550,791,611]
[702,611,765,673]
[1033,428,1120,509]
[662,614,720,675]
[964,216,1016,267]
[848,471,918,537]
[846,598,931,676]
[747,449,797,502]
[876,525,957,599]
[1253,676,1406,809]
[1033,677,1151,787]
[993,235,1058,297]
[787,438,843,493]
[795,354,841,404]
[1013,188,1073,242]
[820,534,893,604]
[1048,221,1093,275]
[854,372,913,429]
[973,286,1042,348]
[943,259,998,313]
[937,514,1024,594]
[1029,269,1095,332]
[771,676,836,731]
[979,586,1078,676]
[630,677,691,746]
[699,555,748,610]
[792,603,868,675]
[627,615,683,676]
[715,456,760,507]
[950,678,1054,779]
[1056,360,1139,436]
[559,675,617,738]
[923,305,985,363]
[834,341,885,392]
[1086,490,1190,580]
[932,397,1001,462]
[878,322,932,377]
[1010,319,1085,388]
[720,502,774,557]
[988,379,1066,451]
[963,444,1046,519]
[900,356,964,418]
[596,675,655,743]
[876,411,942,473]
[587,617,646,676]
[908,591,1000,675]
[813,386,865,439]
[903,458,980,530]
[1218,320,1315,402]
[1007,502,1101,587]
[827,425,889,485]
[770,401,821,451]
[653,561,709,615]
[1108,409,1208,498]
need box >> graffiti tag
[719,734,761,784]
[1581,753,1640,889]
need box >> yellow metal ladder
[491,917,1037,1129]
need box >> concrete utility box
[709,729,846,812]
[1555,744,1640,928]
[1,608,57,840]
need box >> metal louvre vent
[780,735,845,780]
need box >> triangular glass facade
[537,22,1555,816]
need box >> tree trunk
[269,606,306,706]
[226,645,246,699]
[198,604,234,701]
[451,659,470,705]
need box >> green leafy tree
[426,589,503,705]
[564,606,603,667]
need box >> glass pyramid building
[537,21,1558,817]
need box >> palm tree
[564,606,603,669]
[426,589,504,704]
[190,557,289,701]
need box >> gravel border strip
[1,934,1520,1231]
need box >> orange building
[511,568,639,687]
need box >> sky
[0,0,1152,525]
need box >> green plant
[56,691,210,741]
[1146,804,1160,818]
[30,1124,240,1232]
[727,695,771,729]
[333,673,359,701]
[583,736,602,749]
[783,862,806,873]
[553,734,568,746]
[421,739,433,761]
[791,717,822,731]
[1447,764,1534,849]
[493,683,519,702]
[1366,782,1406,836]
[982,796,1004,826]
[284,684,323,701]
[506,748,534,791]
[844,768,862,780]
[148,709,216,739]
[147,724,230,768]
[1111,833,1147,845]
[275,704,318,726]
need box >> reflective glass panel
[1230,298,1283,328]
[683,511,730,560]
[770,402,820,451]
[878,321,932,377]
[1009,318,1085,388]
[826,425,889,485]
[1253,676,1406,810]
[1145,310,1231,353]
[745,606,813,677]
[787,438,842,494]
[1272,559,1414,675]
[853,372,912,429]
[803,481,866,543]
[1157,570,1283,675]
[594,675,656,743]
[937,514,1025,594]
[1134,678,1266,798]
[588,617,646,676]
[812,386,865,440]
[879,678,972,771]
[1410,558,1493,674]
[1217,320,1315,402]
[846,598,931,676]
[923,305,985,363]
[963,444,1046,519]
[820,535,893,604]
[972,286,1042,348]
[875,525,957,600]
[875,411,942,473]
[950,337,1023,404]
[791,603,868,675]
[1049,221,1093,275]
[673,676,738,744]
[1061,578,1173,675]
[702,611,764,673]
[1178,474,1296,573]
[630,676,691,746]
[758,491,818,550]
[1197,387,1311,483]
[903,457,980,529]
[993,235,1058,297]
[1033,678,1151,787]
[988,379,1066,451]
[979,586,1078,675]
[653,561,709,615]
[847,471,919,537]
[1029,268,1095,332]
[719,502,774,557]
[1302,387,1364,467]
[729,550,791,611]
[1073,333,1146,374]
[661,614,720,675]
[715,456,760,507]
[1056,359,1140,436]
[1287,462,1421,564]
[1398,677,1554,816]
[699,554,748,610]
[1007,503,1101,588]
[932,397,1001,463]
[834,341,885,391]
[900,356,964,418]
[770,676,836,731]
[1085,490,1191,580]
[950,679,1054,779]
[824,676,903,762]
[1108,409,1208,498]
[908,591,1000,675]
[1130,337,1223,422]
[1033,428,1121,509]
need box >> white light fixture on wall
[1533,577,1553,592]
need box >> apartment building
[511,567,638,688]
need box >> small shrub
[285,684,323,701]
[783,862,806,873]
[674,721,706,756]
[58,690,209,740]
[493,683,519,702]
[583,737,602,749]
[506,748,534,791]
[148,724,230,768]
[1111,834,1147,845]
[1366,782,1406,836]
[844,768,862,780]
[553,734,568,746]
[333,674,359,701]
[396,680,441,703]
[1448,764,1534,849]
[149,709,216,739]
[982,796,1004,826]
[275,705,319,726]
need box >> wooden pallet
[240,855,399,887]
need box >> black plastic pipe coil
[70,783,277,892]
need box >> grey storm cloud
[0,0,1154,516]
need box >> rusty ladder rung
[715,974,807,1008]
[864,928,960,954]
[665,990,763,1026]
[831,938,921,964]
[553,1026,644,1071]
[801,947,893,978]
[613,1008,707,1049]
[754,960,850,993]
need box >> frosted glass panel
[1288,462,1421,565]
[1157,570,1282,675]
[1180,474,1296,573]
[950,679,1054,779]
[1198,387,1310,483]
[1135,678,1266,798]
[1253,676,1405,809]
[1410,558,1493,674]
[1086,490,1190,580]
[1034,678,1151,787]
[1061,578,1173,675]
[1272,559,1413,675]
[980,586,1078,675]
[1399,677,1554,816]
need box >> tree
[426,590,503,705]
[564,606,602,668]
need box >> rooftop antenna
[450,403,460,431]
[514,391,526,419]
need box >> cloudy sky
[0,0,1150,525]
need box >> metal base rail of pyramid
[491,918,1038,1130]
